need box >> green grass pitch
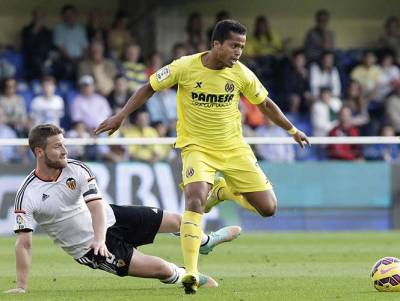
[2,232,400,301]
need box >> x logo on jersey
[195,82,202,88]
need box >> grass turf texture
[1,232,400,301]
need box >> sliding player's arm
[86,199,111,258]
[5,231,32,293]
[81,169,111,258]
[257,98,310,148]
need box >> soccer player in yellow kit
[95,19,309,294]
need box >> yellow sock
[219,186,259,213]
[180,210,203,276]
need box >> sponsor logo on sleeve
[16,214,25,229]
[156,66,170,82]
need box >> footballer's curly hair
[211,19,247,45]
[29,124,64,155]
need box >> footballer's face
[41,134,68,169]
[215,32,246,68]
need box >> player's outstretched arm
[94,82,155,136]
[86,200,111,258]
[257,97,310,148]
[5,231,32,293]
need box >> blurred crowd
[0,5,399,164]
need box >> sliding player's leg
[127,249,218,288]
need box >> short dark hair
[211,19,247,45]
[114,73,127,81]
[28,124,64,154]
[316,9,329,19]
[61,4,76,15]
[292,48,305,58]
[41,75,56,84]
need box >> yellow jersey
[149,52,268,150]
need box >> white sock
[160,263,185,284]
[201,233,209,245]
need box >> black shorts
[76,205,163,277]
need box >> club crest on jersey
[66,178,77,190]
[156,66,170,82]
[117,259,126,268]
[225,81,235,93]
[186,167,195,178]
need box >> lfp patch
[156,66,170,82]
[16,214,25,229]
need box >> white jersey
[13,159,116,259]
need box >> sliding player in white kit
[5,124,241,294]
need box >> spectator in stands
[207,10,231,44]
[377,16,400,63]
[122,111,163,163]
[146,51,163,78]
[123,43,147,92]
[0,107,19,163]
[311,87,342,137]
[53,4,88,80]
[65,121,91,160]
[0,78,27,135]
[310,50,341,98]
[255,117,295,163]
[351,50,382,102]
[108,10,133,60]
[282,49,313,114]
[240,97,265,130]
[385,81,400,135]
[21,7,53,80]
[107,74,131,114]
[344,80,370,129]
[304,9,335,62]
[170,42,188,62]
[185,12,205,54]
[71,75,111,130]
[153,121,175,161]
[327,105,363,161]
[86,10,108,53]
[0,58,16,82]
[146,87,177,136]
[30,76,64,127]
[78,41,117,96]
[363,125,399,161]
[378,51,400,101]
[245,16,283,59]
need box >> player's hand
[90,240,112,258]
[4,288,26,294]
[291,130,310,148]
[94,114,124,136]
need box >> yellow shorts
[181,144,272,193]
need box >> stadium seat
[18,90,34,113]
[1,50,24,79]
[57,80,76,96]
[30,79,42,95]
[65,89,78,104]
